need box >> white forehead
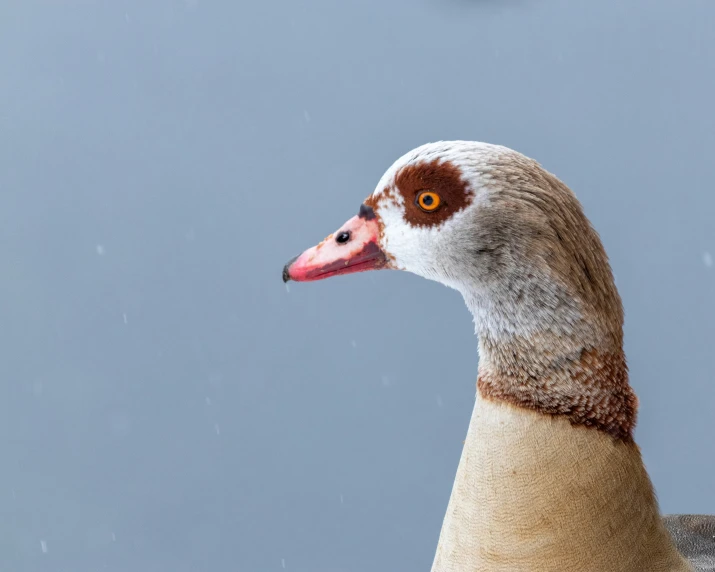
[370,140,513,199]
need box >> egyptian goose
[282,141,715,571]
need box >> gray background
[1,1,714,571]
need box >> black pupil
[422,194,434,206]
[336,231,351,244]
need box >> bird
[282,141,715,571]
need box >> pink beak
[283,205,389,282]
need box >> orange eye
[416,191,441,212]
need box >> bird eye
[416,191,441,212]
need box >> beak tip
[282,255,299,283]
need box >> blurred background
[1,1,714,571]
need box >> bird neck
[476,330,637,441]
[430,395,691,572]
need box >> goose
[282,141,715,571]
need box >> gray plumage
[664,515,715,571]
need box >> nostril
[336,230,351,244]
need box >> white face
[365,141,503,292]
[361,141,593,341]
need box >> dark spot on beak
[358,203,376,221]
[282,255,298,283]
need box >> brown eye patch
[393,159,473,227]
